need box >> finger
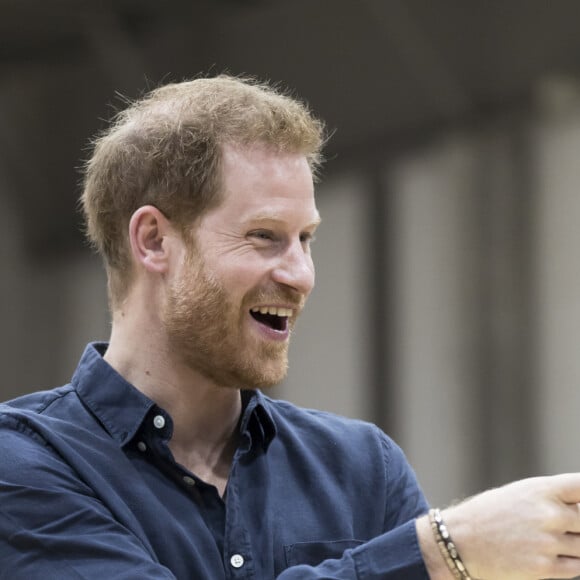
[559,532,580,558]
[553,473,580,504]
[549,555,580,579]
[557,503,580,534]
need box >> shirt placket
[222,442,256,579]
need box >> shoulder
[260,395,428,526]
[265,396,368,429]
[2,384,76,414]
[0,384,91,455]
[0,384,79,430]
[262,395,406,469]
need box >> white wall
[0,170,28,400]
[534,105,580,475]
[387,135,484,505]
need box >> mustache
[246,286,305,310]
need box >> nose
[271,241,315,296]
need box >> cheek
[216,260,266,297]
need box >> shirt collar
[240,389,277,451]
[72,342,155,446]
[72,342,276,450]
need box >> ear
[128,205,174,274]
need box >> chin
[247,369,287,390]
[198,354,288,390]
[243,358,289,390]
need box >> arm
[276,520,427,579]
[0,421,176,580]
[416,473,580,580]
[277,474,580,580]
[276,431,431,579]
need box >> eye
[249,230,276,243]
[300,232,316,247]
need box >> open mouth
[250,306,293,332]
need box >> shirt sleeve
[276,519,427,579]
[0,417,177,580]
[379,428,430,530]
[276,429,430,580]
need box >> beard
[163,250,303,390]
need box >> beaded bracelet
[428,508,472,580]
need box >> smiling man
[3,76,580,580]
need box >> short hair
[81,75,326,308]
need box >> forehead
[214,143,319,225]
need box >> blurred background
[3,0,580,508]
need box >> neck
[104,307,243,491]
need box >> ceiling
[3,0,580,255]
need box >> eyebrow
[248,213,322,229]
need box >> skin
[102,141,580,579]
[416,474,580,579]
[166,144,320,391]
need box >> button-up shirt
[0,343,429,579]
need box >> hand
[418,473,580,580]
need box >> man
[1,75,580,579]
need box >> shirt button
[183,475,196,487]
[153,415,166,429]
[137,441,147,452]
[230,554,244,569]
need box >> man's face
[164,143,320,389]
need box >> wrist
[428,508,473,579]
[416,515,455,580]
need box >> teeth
[250,306,293,317]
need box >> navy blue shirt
[0,343,429,579]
